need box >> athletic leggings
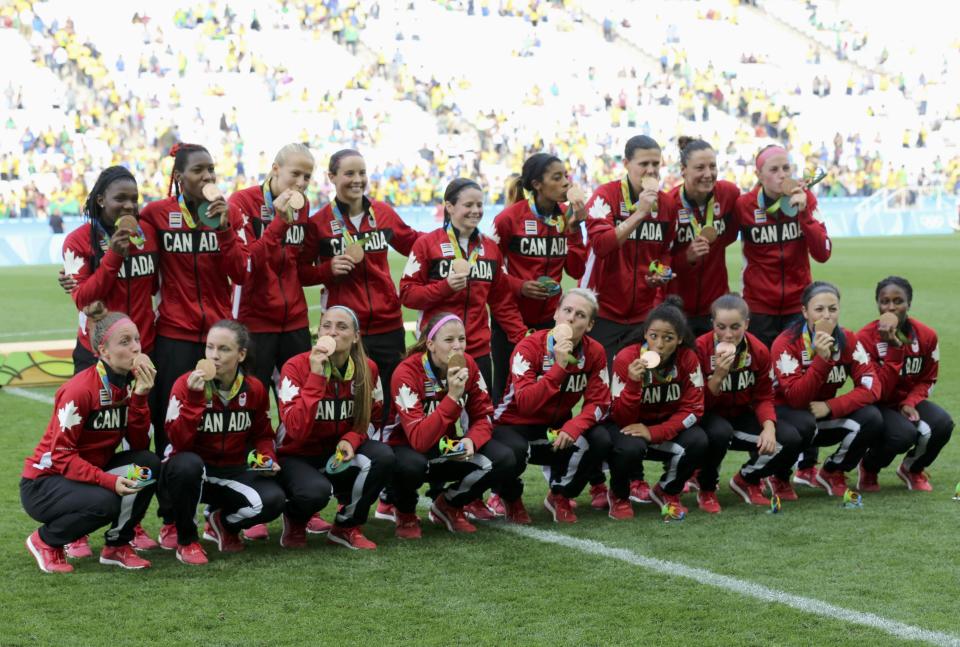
[698,412,803,489]
[777,405,883,474]
[862,401,954,474]
[609,425,708,497]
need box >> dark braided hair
[84,166,136,270]
[167,142,210,198]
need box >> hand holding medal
[309,336,337,374]
[132,354,156,395]
[447,258,470,292]
[199,183,228,229]
[877,312,901,345]
[813,319,836,358]
[188,358,216,391]
[550,323,574,365]
[325,442,354,474]
[713,341,737,374]
[647,260,675,285]
[111,215,138,256]
[565,184,587,224]
[446,354,469,401]
[273,189,305,223]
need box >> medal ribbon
[545,334,585,370]
[680,185,716,237]
[262,179,275,220]
[176,194,199,229]
[96,360,113,404]
[621,177,657,215]
[331,200,375,248]
[323,355,355,382]
[802,324,839,361]
[445,225,481,265]
[423,353,465,437]
[204,371,244,404]
[525,191,565,233]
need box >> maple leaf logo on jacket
[511,353,531,377]
[277,376,300,404]
[588,198,610,220]
[166,395,182,422]
[395,383,418,412]
[776,352,799,376]
[373,377,384,403]
[599,368,609,387]
[690,366,704,389]
[852,341,870,366]
[932,343,940,362]
[402,254,421,277]
[57,400,82,431]
[63,248,84,276]
[611,373,626,399]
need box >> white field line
[2,387,55,404]
[0,328,74,339]
[498,525,960,647]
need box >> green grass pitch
[1,235,958,646]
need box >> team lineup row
[21,136,952,571]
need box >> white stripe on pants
[205,476,264,525]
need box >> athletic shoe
[697,490,722,514]
[589,483,609,510]
[486,493,506,516]
[463,499,498,521]
[607,490,634,520]
[307,514,333,534]
[130,524,159,551]
[765,476,798,501]
[202,521,216,542]
[26,530,72,573]
[65,535,92,559]
[176,542,208,566]
[684,474,701,493]
[207,510,245,553]
[374,500,397,523]
[793,467,820,488]
[629,480,652,503]
[729,472,770,506]
[242,523,269,541]
[158,523,178,550]
[815,467,849,497]
[897,463,933,492]
[395,512,422,540]
[429,496,477,533]
[100,544,151,569]
[280,515,307,549]
[503,498,531,525]
[857,463,881,492]
[544,492,577,523]
[649,484,689,516]
[327,525,377,550]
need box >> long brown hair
[321,306,372,434]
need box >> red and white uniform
[580,179,676,323]
[22,364,150,490]
[695,331,776,423]
[771,327,881,416]
[138,196,248,342]
[399,227,526,358]
[275,353,384,456]
[494,330,610,439]
[491,200,587,325]
[165,372,275,467]
[665,181,741,318]
[62,222,159,354]
[300,198,420,335]
[385,352,493,453]
[228,185,311,333]
[735,188,831,316]
[610,345,705,443]
[857,318,940,409]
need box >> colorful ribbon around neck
[758,186,799,217]
[621,177,657,215]
[176,194,200,229]
[802,323,839,361]
[93,220,111,252]
[525,190,565,233]
[679,185,716,237]
[424,353,465,436]
[263,179,297,222]
[445,224,480,265]
[331,199,374,247]
[96,360,114,404]
[205,370,244,404]
[323,354,355,382]
[545,333,584,369]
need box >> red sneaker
[503,497,531,525]
[649,484,689,515]
[327,525,377,550]
[429,496,477,533]
[158,523,178,550]
[793,467,820,488]
[100,544,151,569]
[544,492,577,523]
[374,500,397,523]
[607,490,634,520]
[395,512,422,540]
[307,514,333,534]
[629,480,652,503]
[464,498,498,521]
[207,510,245,553]
[729,472,770,506]
[202,521,216,542]
[858,463,881,492]
[176,542,208,566]
[26,530,73,573]
[280,515,307,549]
[697,490,722,513]
[897,463,933,492]
[130,524,159,551]
[65,535,92,559]
[815,467,849,497]
[765,476,798,501]
[684,476,700,493]
[242,523,269,541]
[589,483,609,510]
[486,493,506,516]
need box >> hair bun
[662,294,685,310]
[677,136,695,152]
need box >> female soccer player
[771,282,883,497]
[735,146,832,348]
[490,288,612,523]
[138,143,248,457]
[383,313,515,538]
[857,276,953,491]
[580,135,676,367]
[21,313,160,572]
[275,306,395,550]
[490,153,587,403]
[399,178,527,389]
[665,138,741,336]
[300,149,421,419]
[159,320,284,565]
[608,296,706,518]
[694,294,805,512]
[61,167,158,373]
[229,143,315,392]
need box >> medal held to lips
[551,323,573,344]
[195,359,216,380]
[699,225,718,244]
[537,275,561,296]
[715,341,736,358]
[447,352,467,372]
[779,178,799,217]
[198,183,224,228]
[315,335,336,356]
[640,350,660,369]
[566,185,585,204]
[287,191,305,211]
[879,312,899,329]
[641,177,659,193]
[116,215,147,247]
[134,354,155,372]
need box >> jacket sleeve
[216,205,249,285]
[646,358,704,443]
[610,349,644,427]
[278,361,329,448]
[560,349,610,440]
[488,262,527,343]
[800,192,831,264]
[507,337,572,413]
[463,368,493,449]
[49,386,119,491]
[583,190,622,258]
[493,212,525,296]
[391,362,460,454]
[858,326,901,403]
[902,332,939,408]
[298,219,335,287]
[251,384,277,461]
[236,196,287,275]
[384,205,422,256]
[399,238,456,309]
[825,339,880,417]
[771,336,830,409]
[124,392,152,451]
[564,222,588,280]
[165,376,207,453]
[68,246,124,310]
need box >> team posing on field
[20,136,953,573]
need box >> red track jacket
[857,318,940,409]
[695,331,776,423]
